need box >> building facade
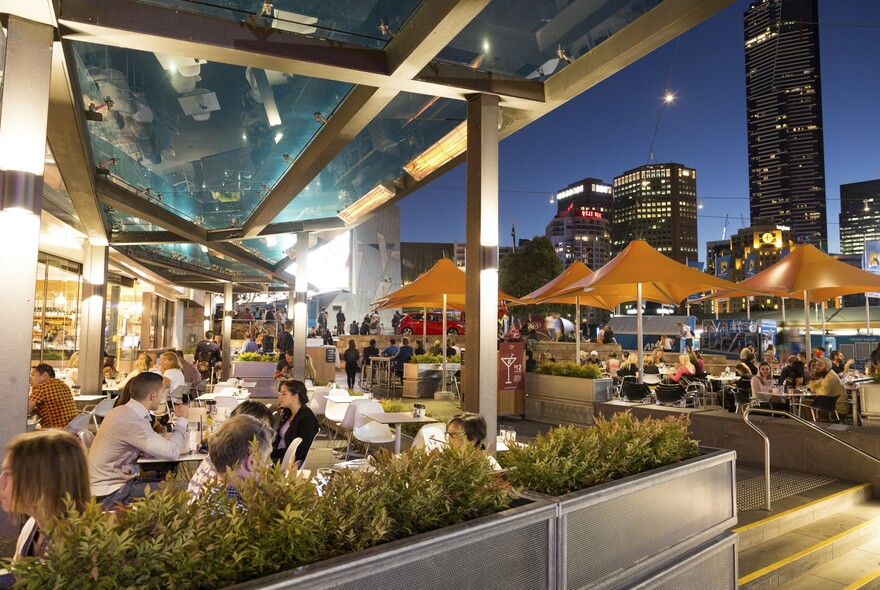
[744,0,827,249]
[839,179,880,257]
[612,163,698,264]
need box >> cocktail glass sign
[498,342,524,391]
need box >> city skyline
[397,0,880,262]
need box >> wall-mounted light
[378,20,397,39]
[403,123,467,181]
[556,46,573,64]
[338,184,395,224]
[313,112,329,124]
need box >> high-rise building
[744,0,827,249]
[612,163,698,263]
[839,179,880,256]
[546,178,614,271]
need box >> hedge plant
[535,361,603,379]
[7,444,512,589]
[409,354,461,364]
[498,412,699,497]
[235,352,276,362]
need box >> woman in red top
[670,354,696,383]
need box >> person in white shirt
[88,372,189,508]
[158,351,186,413]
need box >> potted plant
[499,412,737,589]
[7,444,558,589]
[524,361,613,427]
[231,353,278,397]
[402,354,461,398]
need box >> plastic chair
[792,395,840,422]
[412,423,446,451]
[337,398,373,458]
[307,389,332,416]
[279,436,302,476]
[87,397,117,430]
[622,381,651,403]
[324,398,350,437]
[64,411,93,435]
[78,430,95,449]
[213,396,240,409]
[352,401,395,455]
[655,383,687,407]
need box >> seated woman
[64,352,80,388]
[750,362,786,409]
[616,354,638,379]
[445,412,502,471]
[642,358,660,375]
[688,351,706,378]
[606,351,620,376]
[0,430,90,559]
[271,380,319,468]
[733,362,753,389]
[669,354,695,384]
[117,352,154,391]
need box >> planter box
[231,361,277,397]
[524,448,737,590]
[225,498,557,590]
[524,374,613,427]
[858,382,880,426]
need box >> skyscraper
[744,0,827,249]
[612,163,698,264]
[545,178,613,271]
[839,179,880,256]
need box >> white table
[361,411,438,454]
[138,451,208,465]
[326,393,369,404]
[74,394,108,403]
[196,390,251,401]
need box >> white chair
[337,399,372,458]
[87,397,117,430]
[307,389,332,417]
[168,383,191,403]
[324,399,350,438]
[412,423,446,451]
[78,430,95,449]
[64,411,93,435]
[280,436,302,476]
[213,396,240,409]
[642,373,662,386]
[352,401,395,455]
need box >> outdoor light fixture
[865,200,871,212]
[313,112,329,124]
[0,170,41,214]
[338,183,394,224]
[378,20,397,39]
[663,90,675,103]
[261,0,273,17]
[403,123,467,181]
[698,199,703,209]
[556,46,573,64]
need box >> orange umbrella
[552,240,749,380]
[698,244,880,349]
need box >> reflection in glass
[33,254,82,364]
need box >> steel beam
[110,231,188,245]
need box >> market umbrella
[696,244,880,351]
[552,240,750,381]
[372,258,521,393]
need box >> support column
[463,94,499,451]
[171,299,184,350]
[222,283,233,380]
[139,293,153,350]
[0,16,53,451]
[79,243,108,394]
[107,285,121,358]
[293,233,309,381]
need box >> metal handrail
[742,406,880,511]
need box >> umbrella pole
[714,299,719,320]
[746,298,751,320]
[867,298,872,336]
[637,283,644,384]
[804,290,811,354]
[422,305,427,345]
[575,296,581,363]
[821,302,826,353]
[442,294,447,394]
[781,297,786,323]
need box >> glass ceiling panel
[71,41,352,230]
[275,92,467,223]
[235,235,298,264]
[137,243,258,276]
[128,0,424,49]
[438,0,663,79]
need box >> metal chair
[64,411,93,435]
[733,386,757,413]
[792,395,841,422]
[622,380,651,403]
[655,383,687,407]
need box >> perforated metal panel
[558,450,736,590]
[628,532,738,590]
[227,501,557,590]
[737,470,834,512]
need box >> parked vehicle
[398,312,466,335]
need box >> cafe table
[196,390,251,402]
[360,412,437,454]
[138,451,208,466]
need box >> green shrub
[498,412,700,497]
[409,354,461,364]
[236,352,276,362]
[535,361,603,379]
[7,445,511,588]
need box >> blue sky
[398,0,880,261]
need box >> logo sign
[715,255,731,279]
[498,342,524,391]
[592,184,612,194]
[745,253,758,278]
[702,319,759,334]
[579,209,603,219]
[557,184,585,200]
[864,238,880,299]
[687,261,705,301]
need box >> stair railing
[742,406,880,511]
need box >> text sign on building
[579,209,602,219]
[557,184,585,200]
[498,341,524,391]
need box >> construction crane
[721,214,729,241]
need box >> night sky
[398,0,880,260]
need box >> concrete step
[734,482,873,551]
[738,502,880,589]
[779,537,880,589]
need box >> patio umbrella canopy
[552,240,747,380]
[698,244,880,348]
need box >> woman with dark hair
[271,380,319,467]
[445,412,501,471]
[0,430,90,559]
[342,339,360,390]
[870,341,880,376]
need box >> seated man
[585,351,601,365]
[273,351,295,380]
[830,350,854,375]
[394,337,415,379]
[89,372,189,508]
[28,363,79,429]
[189,414,273,507]
[382,338,400,358]
[809,356,848,414]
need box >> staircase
[734,468,880,589]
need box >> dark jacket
[272,405,320,465]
